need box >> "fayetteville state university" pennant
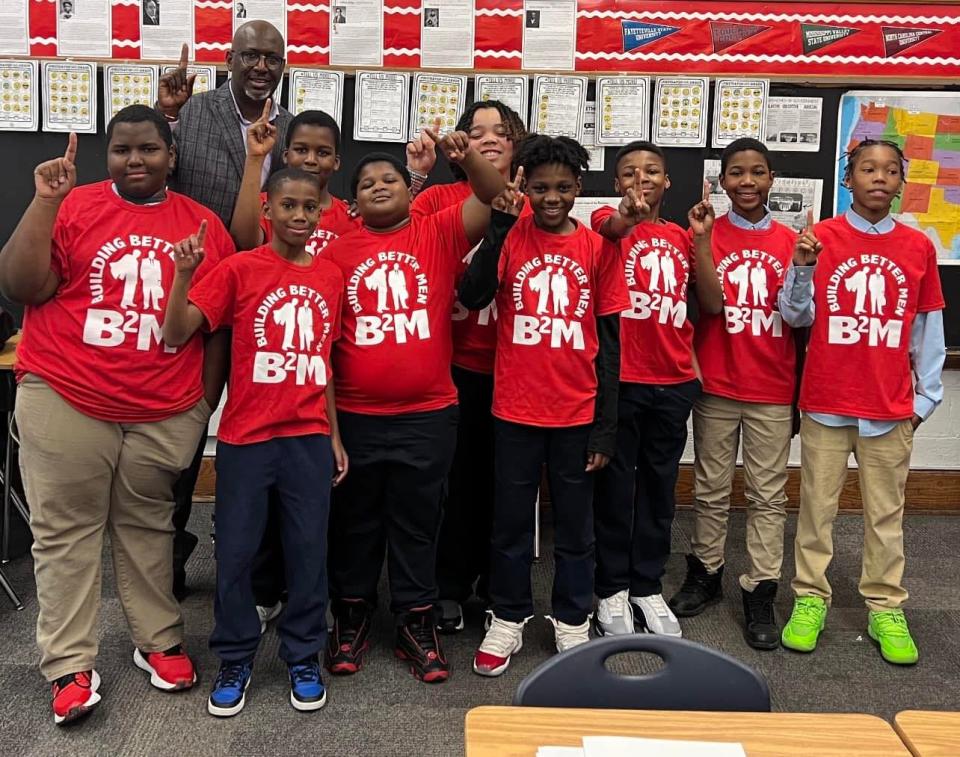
[620,21,681,52]
[710,21,771,53]
[881,26,942,56]
[801,23,860,54]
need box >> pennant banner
[710,22,770,54]
[801,24,860,55]
[621,21,680,53]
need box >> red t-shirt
[259,193,361,256]
[591,206,695,384]
[694,214,798,405]
[492,216,630,427]
[321,205,470,415]
[16,181,234,423]
[189,244,343,445]
[800,215,945,420]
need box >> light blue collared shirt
[228,82,280,188]
[778,209,946,437]
[727,207,773,231]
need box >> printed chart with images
[0,61,38,131]
[836,91,960,263]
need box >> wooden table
[0,332,20,371]
[465,706,911,756]
[894,711,960,756]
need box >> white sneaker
[547,616,591,653]
[594,590,635,636]
[473,612,528,677]
[256,601,283,634]
[630,593,682,637]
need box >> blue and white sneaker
[289,658,327,712]
[207,661,253,717]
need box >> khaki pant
[692,394,791,591]
[791,415,913,611]
[16,376,211,680]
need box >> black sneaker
[436,599,465,634]
[668,554,723,617]
[742,580,780,650]
[324,599,372,676]
[396,606,449,683]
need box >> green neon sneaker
[868,609,919,665]
[781,596,827,652]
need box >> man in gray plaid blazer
[156,22,292,228]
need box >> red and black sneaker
[395,606,449,683]
[133,644,197,691]
[325,598,373,676]
[51,670,101,725]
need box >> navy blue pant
[594,380,700,598]
[209,434,332,664]
[489,420,595,626]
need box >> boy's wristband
[408,169,428,195]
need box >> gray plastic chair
[514,634,770,712]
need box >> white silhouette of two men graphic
[639,249,678,296]
[273,298,316,351]
[364,263,410,312]
[727,261,769,307]
[109,249,164,310]
[845,266,887,315]
[528,265,570,316]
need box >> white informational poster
[289,69,344,123]
[713,78,769,148]
[161,64,218,96]
[410,72,466,139]
[103,65,158,122]
[522,0,576,71]
[764,96,823,153]
[0,0,29,56]
[141,0,194,61]
[703,158,823,231]
[421,0,475,69]
[571,196,619,228]
[330,0,384,67]
[353,70,409,143]
[233,0,286,43]
[475,75,528,126]
[56,0,111,57]
[42,61,97,134]
[530,74,587,142]
[595,76,650,146]
[0,60,38,131]
[652,77,708,148]
[582,101,604,172]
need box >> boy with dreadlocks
[461,135,629,676]
[778,139,945,665]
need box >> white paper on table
[475,75,529,127]
[712,78,769,149]
[595,76,650,146]
[522,0,576,71]
[530,74,587,142]
[353,70,409,143]
[141,0,194,61]
[583,735,746,757]
[421,0,475,69]
[571,196,619,228]
[56,0,111,57]
[583,101,604,172]
[160,64,218,96]
[42,61,97,134]
[103,65,158,122]
[288,69,344,124]
[0,0,29,56]
[764,96,822,153]
[0,59,39,131]
[652,77,708,148]
[330,0,384,67]
[409,72,467,139]
[233,0,286,45]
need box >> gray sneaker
[256,601,283,634]
[593,590,635,636]
[631,593,682,637]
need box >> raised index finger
[64,131,78,164]
[703,179,711,202]
[259,98,272,122]
[805,208,814,231]
[178,42,189,71]
[423,126,442,145]
[196,219,207,246]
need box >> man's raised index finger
[178,43,189,70]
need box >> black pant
[594,380,700,598]
[436,366,495,603]
[489,420,595,625]
[209,434,333,664]
[328,405,458,616]
[172,432,206,562]
[250,490,286,607]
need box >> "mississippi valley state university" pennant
[620,21,681,52]
[881,26,942,56]
[801,24,860,54]
[710,21,771,54]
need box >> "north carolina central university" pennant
[881,26,942,56]
[620,21,681,52]
[710,21,771,53]
[801,23,860,54]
